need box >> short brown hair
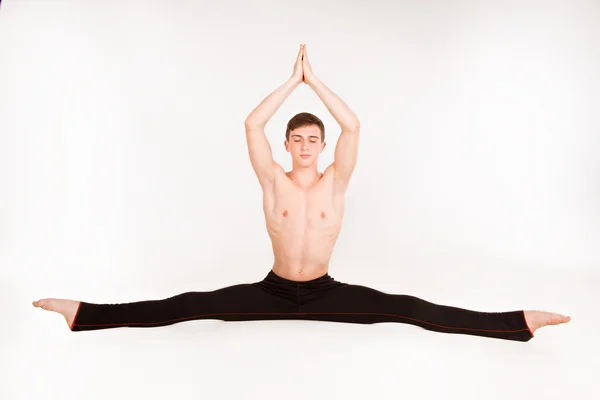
[285,112,325,142]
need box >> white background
[1,0,598,399]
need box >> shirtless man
[33,44,570,341]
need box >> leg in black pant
[71,283,298,332]
[296,284,534,342]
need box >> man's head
[284,112,326,166]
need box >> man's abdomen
[270,226,340,281]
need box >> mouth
[300,154,310,158]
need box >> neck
[287,165,322,189]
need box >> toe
[551,313,568,324]
[36,299,50,310]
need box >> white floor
[3,258,598,400]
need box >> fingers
[297,44,303,61]
[302,53,310,72]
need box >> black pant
[71,269,534,342]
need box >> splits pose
[33,44,570,342]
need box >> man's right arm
[244,78,300,190]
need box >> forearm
[308,77,360,132]
[245,78,300,128]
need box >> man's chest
[276,191,332,216]
[267,183,343,227]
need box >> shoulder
[273,162,285,174]
[323,164,335,178]
[324,163,350,194]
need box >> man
[33,44,570,342]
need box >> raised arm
[244,45,304,190]
[302,45,360,193]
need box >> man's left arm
[303,46,360,191]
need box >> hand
[302,44,316,85]
[291,44,304,85]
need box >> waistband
[254,269,347,305]
[264,269,335,285]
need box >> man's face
[285,125,326,165]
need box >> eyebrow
[291,134,320,139]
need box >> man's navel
[283,210,288,217]
[321,211,326,219]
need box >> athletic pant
[71,269,534,342]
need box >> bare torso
[263,164,344,281]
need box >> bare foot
[524,310,571,336]
[32,298,81,330]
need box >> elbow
[244,118,263,130]
[346,119,360,133]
